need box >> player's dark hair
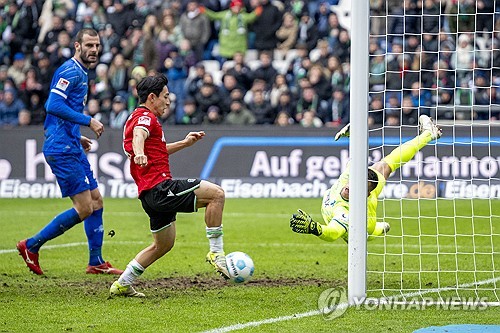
[367,168,378,193]
[136,73,169,104]
[75,28,99,43]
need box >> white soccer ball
[226,251,254,284]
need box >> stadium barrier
[0,125,498,199]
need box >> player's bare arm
[80,136,92,152]
[166,131,206,155]
[132,127,148,167]
[89,117,104,139]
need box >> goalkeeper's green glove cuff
[334,123,350,141]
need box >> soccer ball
[226,251,254,284]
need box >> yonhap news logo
[318,287,349,320]
[318,287,489,320]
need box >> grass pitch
[0,198,499,332]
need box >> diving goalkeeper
[290,115,442,242]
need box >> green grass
[0,198,499,333]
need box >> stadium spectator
[86,98,109,124]
[247,89,275,124]
[109,95,130,129]
[47,30,73,68]
[251,0,282,53]
[319,89,349,126]
[401,95,419,125]
[314,39,332,68]
[225,99,256,125]
[203,105,224,124]
[161,13,184,48]
[314,2,331,40]
[451,33,475,82]
[18,109,32,126]
[269,74,290,107]
[225,51,253,91]
[274,110,294,126]
[308,63,331,102]
[300,110,323,127]
[15,0,41,54]
[16,28,123,276]
[368,95,384,126]
[326,11,347,51]
[295,85,319,123]
[274,90,297,121]
[110,73,230,297]
[251,51,278,90]
[106,0,133,37]
[369,50,386,91]
[195,82,224,116]
[0,88,27,127]
[332,29,351,63]
[178,97,203,124]
[34,53,54,94]
[25,91,46,125]
[200,0,262,60]
[276,12,298,57]
[179,0,211,61]
[186,62,206,98]
[369,0,386,36]
[162,45,192,122]
[326,55,346,92]
[290,115,442,242]
[107,53,130,96]
[7,53,28,87]
[99,24,121,64]
[296,10,318,51]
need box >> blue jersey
[43,58,92,154]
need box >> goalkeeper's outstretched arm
[290,209,348,242]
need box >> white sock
[118,259,145,286]
[206,225,224,253]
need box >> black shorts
[139,179,201,232]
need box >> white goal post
[348,0,500,304]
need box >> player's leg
[110,223,176,297]
[17,154,92,274]
[372,115,442,178]
[194,180,229,279]
[84,188,123,274]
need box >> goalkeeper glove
[290,209,323,236]
[334,123,350,141]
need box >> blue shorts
[44,151,98,197]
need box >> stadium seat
[201,60,221,75]
[272,60,288,75]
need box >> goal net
[366,0,500,302]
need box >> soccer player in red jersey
[110,73,229,297]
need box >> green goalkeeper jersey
[321,164,386,235]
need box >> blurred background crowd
[0,0,499,128]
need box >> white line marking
[1,240,494,254]
[200,277,500,333]
[0,241,147,254]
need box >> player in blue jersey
[16,28,123,275]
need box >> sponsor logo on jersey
[138,116,151,126]
[56,78,70,91]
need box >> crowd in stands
[0,0,499,128]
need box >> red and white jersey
[123,106,172,196]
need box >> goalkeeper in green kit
[290,115,442,242]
